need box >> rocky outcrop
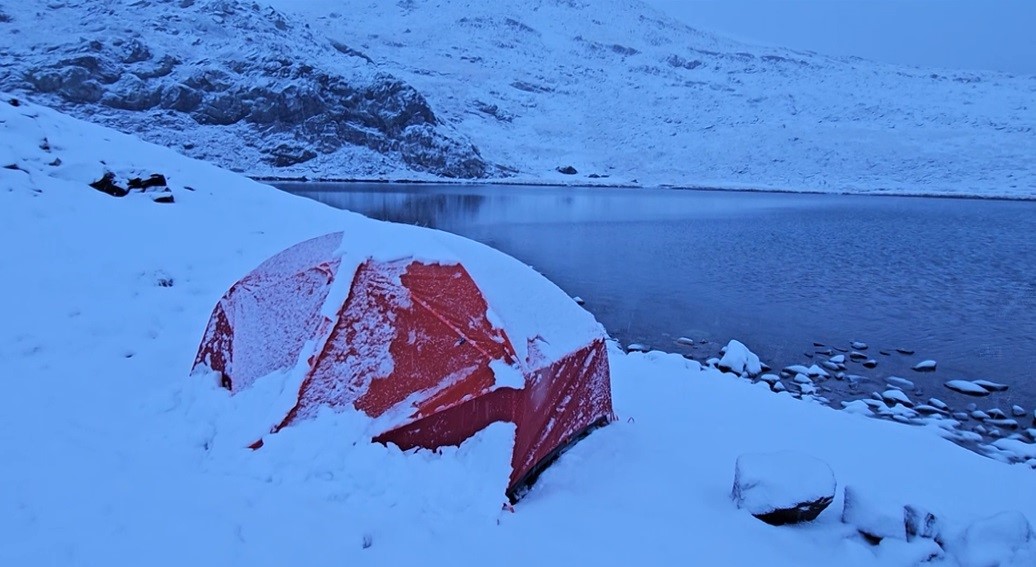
[0,0,488,178]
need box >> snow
[842,486,908,541]
[2,96,1036,566]
[264,0,1036,198]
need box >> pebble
[912,360,937,372]
[972,379,1008,392]
[953,411,970,421]
[793,373,813,385]
[851,341,868,350]
[974,425,988,435]
[986,408,1007,420]
[627,343,651,353]
[813,341,825,347]
[815,348,833,356]
[572,296,585,305]
[879,350,891,356]
[914,404,948,416]
[821,361,841,372]
[928,398,949,411]
[771,381,787,393]
[886,376,915,390]
[882,389,914,407]
[944,380,991,397]
[782,364,811,376]
[807,364,830,378]
[896,348,915,355]
[971,410,991,421]
[759,373,780,385]
[675,337,696,346]
[987,419,1019,430]
[833,346,848,353]
[1011,405,1025,417]
[803,352,814,359]
[849,351,868,361]
[862,359,878,369]
[829,354,846,364]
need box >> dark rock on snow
[732,451,836,526]
[556,165,578,175]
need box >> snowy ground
[2,97,1035,565]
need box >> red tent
[192,229,614,501]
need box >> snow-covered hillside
[3,95,1036,565]
[0,0,488,178]
[1,0,1032,196]
[269,0,1036,197]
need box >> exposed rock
[828,354,845,364]
[89,172,128,197]
[556,165,578,175]
[1013,405,1026,417]
[896,348,915,355]
[988,418,1020,430]
[928,398,950,411]
[862,359,878,369]
[851,341,868,350]
[731,451,836,526]
[881,389,914,407]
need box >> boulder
[556,165,578,175]
[731,451,836,526]
[717,340,763,376]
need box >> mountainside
[0,0,488,178]
[271,0,1036,196]
[2,0,1033,195]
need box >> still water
[278,182,1036,408]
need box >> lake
[277,182,1036,412]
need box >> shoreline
[257,176,1036,203]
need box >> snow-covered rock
[1013,405,1027,418]
[973,379,1009,392]
[716,339,762,376]
[947,511,1035,567]
[731,451,836,526]
[881,389,914,407]
[886,376,915,390]
[842,486,907,542]
[912,360,937,372]
[945,380,992,397]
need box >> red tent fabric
[192,230,614,501]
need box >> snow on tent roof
[192,223,614,500]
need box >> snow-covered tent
[191,221,614,501]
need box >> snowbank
[2,96,1034,566]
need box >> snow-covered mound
[271,0,1036,197]
[0,0,487,178]
[2,96,1036,565]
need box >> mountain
[0,0,488,178]
[2,0,1033,196]
[269,0,1035,197]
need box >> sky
[642,0,1036,76]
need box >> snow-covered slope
[3,95,1036,565]
[0,0,488,178]
[269,0,1036,197]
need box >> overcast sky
[642,0,1036,76]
